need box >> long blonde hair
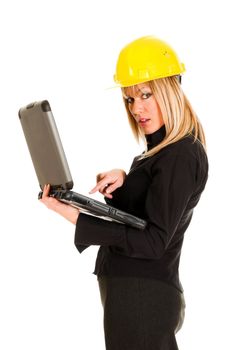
[122,76,207,158]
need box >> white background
[0,0,232,349]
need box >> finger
[104,183,117,194]
[89,185,99,194]
[42,184,50,199]
[103,192,113,199]
[89,179,109,194]
[40,195,60,209]
[103,178,123,194]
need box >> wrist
[70,210,79,225]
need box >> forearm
[74,213,127,250]
[52,201,79,224]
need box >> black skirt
[98,276,185,350]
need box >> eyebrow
[123,89,152,99]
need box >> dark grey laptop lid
[19,100,73,191]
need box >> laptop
[18,100,146,230]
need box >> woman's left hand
[40,184,79,225]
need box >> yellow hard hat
[114,36,185,87]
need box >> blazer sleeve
[74,153,197,259]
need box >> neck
[145,124,166,151]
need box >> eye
[142,92,152,99]
[125,97,134,104]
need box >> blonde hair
[122,76,207,158]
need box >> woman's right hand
[89,169,126,199]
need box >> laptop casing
[18,100,147,230]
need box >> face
[124,83,164,135]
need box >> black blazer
[74,125,209,292]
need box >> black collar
[145,124,166,151]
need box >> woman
[41,36,209,350]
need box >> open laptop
[18,100,146,230]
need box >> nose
[130,98,144,116]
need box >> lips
[139,118,150,125]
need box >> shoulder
[132,135,208,178]
[152,135,209,189]
[147,134,209,176]
[158,135,208,164]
